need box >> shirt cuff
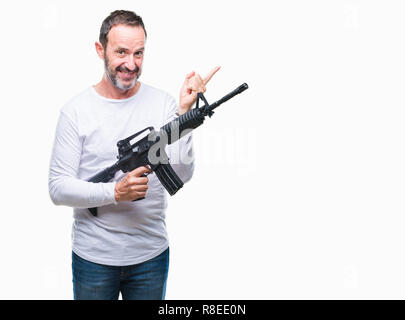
[108,182,118,205]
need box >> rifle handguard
[160,108,205,144]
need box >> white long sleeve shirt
[49,82,194,266]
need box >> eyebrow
[115,47,145,52]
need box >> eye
[117,50,125,56]
[135,51,144,57]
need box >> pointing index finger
[203,66,221,85]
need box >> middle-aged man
[48,10,219,300]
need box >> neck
[94,74,140,99]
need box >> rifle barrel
[206,83,248,112]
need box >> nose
[125,55,136,71]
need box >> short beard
[104,54,140,91]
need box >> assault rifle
[88,83,248,216]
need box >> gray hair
[99,10,147,49]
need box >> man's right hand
[114,166,150,202]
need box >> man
[48,10,219,300]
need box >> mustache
[116,65,140,73]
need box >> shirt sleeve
[164,96,195,184]
[48,111,116,208]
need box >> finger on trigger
[133,166,150,177]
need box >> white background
[0,0,404,299]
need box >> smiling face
[101,24,146,91]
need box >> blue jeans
[72,248,169,300]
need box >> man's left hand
[178,66,221,115]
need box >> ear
[95,41,104,60]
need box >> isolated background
[1,0,404,299]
